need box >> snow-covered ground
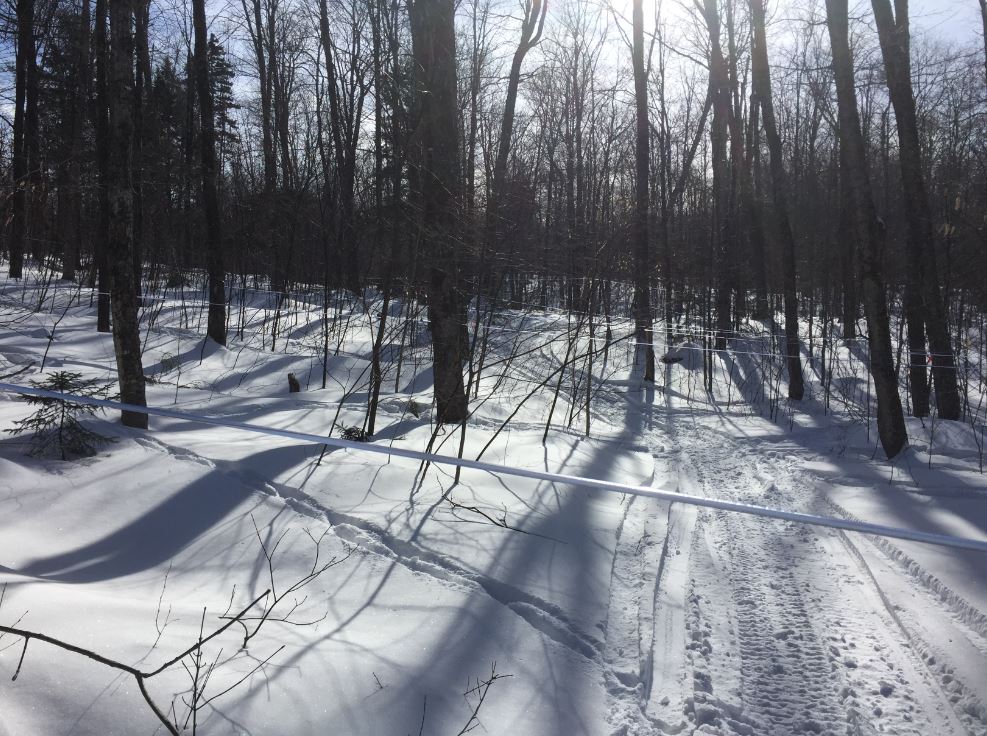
[1,275,986,735]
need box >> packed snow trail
[602,383,987,736]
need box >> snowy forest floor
[1,275,986,735]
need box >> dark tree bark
[702,0,734,353]
[94,0,111,332]
[366,0,403,436]
[409,0,468,423]
[749,0,804,400]
[132,0,151,298]
[903,282,928,416]
[838,159,857,341]
[826,0,906,457]
[723,0,753,328]
[9,0,36,279]
[192,0,227,346]
[632,0,655,381]
[871,0,960,420]
[59,0,90,283]
[107,0,148,428]
[747,96,770,321]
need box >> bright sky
[610,0,984,46]
[910,0,983,44]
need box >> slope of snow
[2,276,987,735]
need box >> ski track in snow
[600,393,987,736]
[135,433,606,662]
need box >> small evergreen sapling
[340,426,369,442]
[7,372,113,460]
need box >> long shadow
[227,375,657,734]
[14,442,319,583]
[324,380,660,734]
[390,465,613,731]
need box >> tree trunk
[702,0,733,353]
[825,0,906,457]
[94,0,111,333]
[409,0,468,423]
[60,0,90,282]
[902,286,928,416]
[192,1,227,346]
[132,0,151,299]
[749,0,804,400]
[747,97,770,321]
[871,0,960,420]
[9,0,35,279]
[107,0,148,428]
[367,0,405,435]
[724,0,751,328]
[632,0,655,381]
[838,158,857,341]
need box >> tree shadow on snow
[270,378,664,735]
[15,443,319,583]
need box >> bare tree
[871,0,960,420]
[193,0,228,346]
[825,0,906,457]
[701,0,734,354]
[58,0,90,283]
[94,0,111,333]
[632,0,655,381]
[409,0,469,423]
[486,0,547,301]
[9,0,36,279]
[107,0,148,428]
[318,0,369,294]
[241,0,276,192]
[749,0,804,400]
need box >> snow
[2,276,987,735]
